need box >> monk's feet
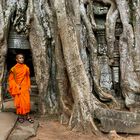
[26,117,34,123]
[17,117,24,123]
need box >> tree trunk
[132,0,140,74]
[54,0,101,133]
[0,0,17,111]
[116,0,140,110]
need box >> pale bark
[54,0,103,134]
[116,0,140,109]
[87,0,96,29]
[55,34,73,123]
[0,0,17,110]
[72,0,80,25]
[80,0,117,105]
[132,0,140,75]
[105,0,118,60]
[26,0,34,26]
[0,1,5,111]
[54,2,73,121]
[29,1,51,114]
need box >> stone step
[30,85,38,96]
[31,85,38,90]
[99,117,140,134]
[8,120,39,140]
[95,108,140,134]
[0,112,17,140]
[3,99,38,113]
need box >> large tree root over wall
[54,0,116,134]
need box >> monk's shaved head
[16,53,24,64]
[16,53,24,59]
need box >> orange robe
[8,63,31,115]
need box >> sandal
[26,117,34,123]
[17,117,24,123]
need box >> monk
[8,53,34,123]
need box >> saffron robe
[8,63,31,115]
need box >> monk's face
[16,54,24,64]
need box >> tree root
[68,103,101,135]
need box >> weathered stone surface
[8,26,30,49]
[8,120,39,140]
[95,108,140,134]
[0,112,17,140]
[125,93,140,111]
[93,2,109,15]
[3,99,38,112]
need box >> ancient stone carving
[94,2,113,92]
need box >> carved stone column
[93,2,113,92]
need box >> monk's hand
[29,88,31,93]
[18,85,21,90]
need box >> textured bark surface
[116,0,140,110]
[1,0,140,134]
[133,0,140,73]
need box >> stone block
[95,108,140,134]
[8,120,39,140]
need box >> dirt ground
[29,118,140,140]
[29,118,107,140]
